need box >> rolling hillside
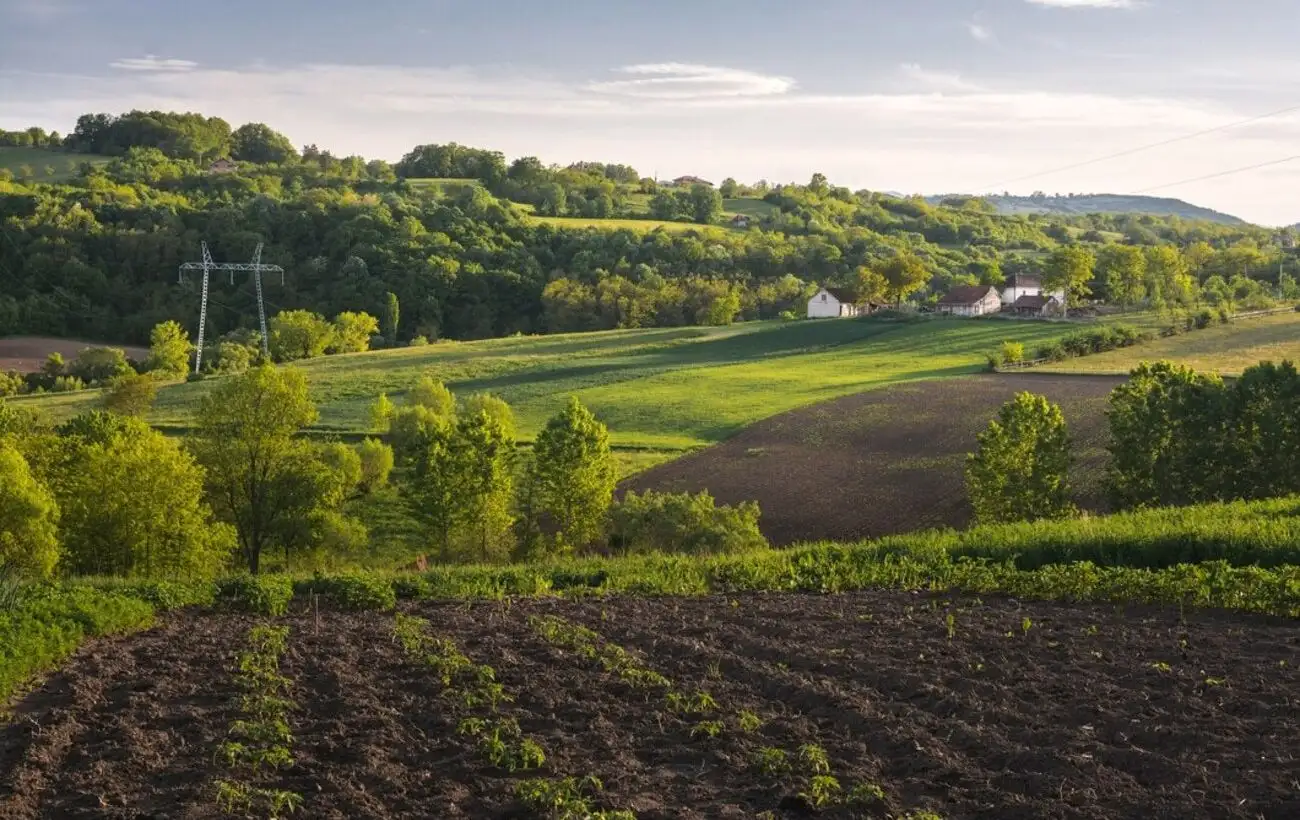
[11,315,1084,451]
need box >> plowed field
[2,594,1297,819]
[0,336,149,374]
[625,373,1126,545]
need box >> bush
[300,573,396,611]
[357,438,394,493]
[1194,309,1215,330]
[1035,342,1066,362]
[966,392,1076,525]
[409,335,430,347]
[778,310,798,322]
[216,576,295,616]
[51,375,86,392]
[608,490,768,556]
[1000,341,1024,364]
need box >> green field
[722,197,779,219]
[1040,310,1300,376]
[0,147,111,181]
[12,316,1083,451]
[525,213,734,235]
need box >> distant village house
[807,287,870,319]
[729,214,751,229]
[1000,274,1065,306]
[207,158,239,174]
[671,175,713,187]
[1009,294,1064,317]
[937,285,1002,317]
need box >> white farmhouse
[937,285,1002,317]
[807,287,860,319]
[1001,274,1065,306]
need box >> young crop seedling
[800,775,842,809]
[753,747,791,776]
[514,776,636,820]
[798,743,832,775]
[690,720,724,739]
[736,710,763,733]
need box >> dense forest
[1,110,1296,346]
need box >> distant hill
[927,193,1246,225]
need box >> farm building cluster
[807,275,1065,319]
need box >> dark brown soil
[624,373,1126,545]
[0,336,149,374]
[2,595,1297,819]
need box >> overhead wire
[1133,154,1300,194]
[976,100,1300,192]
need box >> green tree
[383,292,400,346]
[145,320,193,378]
[608,490,766,555]
[406,375,455,415]
[318,441,363,500]
[57,421,233,579]
[965,392,1076,524]
[719,178,740,198]
[269,310,335,361]
[650,190,680,220]
[370,392,394,433]
[878,252,930,305]
[854,266,888,305]
[102,373,158,417]
[357,438,394,494]
[190,365,323,573]
[1042,246,1096,312]
[0,441,59,579]
[527,397,616,552]
[331,311,380,354]
[1225,360,1300,500]
[405,417,459,559]
[69,346,133,386]
[460,393,516,440]
[1105,361,1227,509]
[688,184,724,224]
[1096,244,1147,307]
[451,410,516,562]
[230,122,298,164]
[1146,245,1195,315]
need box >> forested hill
[926,193,1246,226]
[0,111,1291,347]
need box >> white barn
[1001,274,1065,306]
[807,287,860,319]
[937,285,1002,317]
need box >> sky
[2,0,1299,225]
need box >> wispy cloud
[1025,0,1136,8]
[3,0,70,21]
[967,21,993,42]
[109,55,198,72]
[587,63,795,99]
[898,63,983,92]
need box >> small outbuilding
[207,158,240,174]
[807,287,861,319]
[1010,293,1064,317]
[937,285,1002,317]
[1001,274,1065,306]
[730,214,752,229]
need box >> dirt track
[2,596,1297,819]
[625,373,1126,545]
[0,336,149,374]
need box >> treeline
[965,359,1300,524]
[0,363,766,583]
[2,109,1296,347]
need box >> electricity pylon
[178,242,284,373]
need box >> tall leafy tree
[269,310,335,361]
[1042,246,1096,312]
[452,410,516,562]
[145,320,193,378]
[230,122,298,164]
[878,252,929,305]
[1096,245,1147,307]
[383,292,400,346]
[688,184,723,224]
[527,397,616,552]
[965,392,1075,524]
[190,365,321,573]
[330,311,380,353]
[0,441,59,579]
[56,418,233,578]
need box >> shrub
[999,341,1024,365]
[102,373,158,416]
[409,335,430,347]
[779,310,798,321]
[300,573,396,611]
[1194,309,1215,330]
[214,341,254,375]
[608,490,768,556]
[69,346,133,385]
[217,576,295,616]
[51,375,86,392]
[1035,342,1066,362]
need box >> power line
[1133,154,1300,194]
[977,101,1300,191]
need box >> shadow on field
[623,372,1127,545]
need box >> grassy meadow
[12,315,1084,451]
[1040,309,1300,376]
[0,146,111,181]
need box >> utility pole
[179,242,284,373]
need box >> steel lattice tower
[179,242,284,372]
